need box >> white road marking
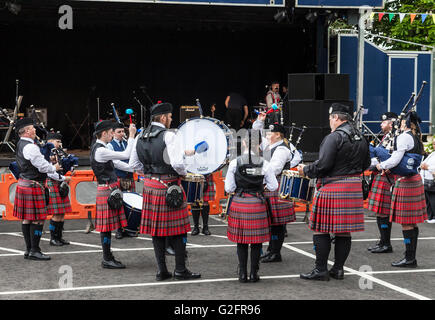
[0,269,434,297]
[0,247,25,254]
[283,243,431,301]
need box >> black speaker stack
[284,73,353,153]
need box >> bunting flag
[410,14,416,24]
[399,13,406,23]
[372,12,435,24]
[421,14,428,23]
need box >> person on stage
[265,81,281,125]
[253,114,301,263]
[225,129,278,283]
[129,102,201,281]
[45,131,73,247]
[367,112,398,254]
[225,92,249,131]
[107,122,137,239]
[191,174,214,236]
[90,120,137,269]
[375,111,427,268]
[298,103,370,281]
[13,118,62,261]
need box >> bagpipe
[370,81,427,176]
[9,139,79,180]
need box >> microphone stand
[133,93,146,128]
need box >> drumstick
[126,108,134,124]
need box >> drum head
[176,117,231,175]
[122,192,143,210]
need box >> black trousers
[424,187,435,220]
[225,108,243,131]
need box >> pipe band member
[225,129,278,283]
[45,131,73,247]
[253,115,302,263]
[367,112,398,254]
[298,103,370,281]
[129,102,201,281]
[107,122,136,239]
[420,139,435,223]
[90,120,136,269]
[13,117,62,261]
[190,174,215,236]
[375,111,427,268]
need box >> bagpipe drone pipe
[369,144,422,176]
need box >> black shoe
[124,231,138,238]
[261,253,282,263]
[165,246,176,256]
[329,268,344,280]
[115,229,124,239]
[50,239,64,246]
[174,269,201,280]
[249,272,260,283]
[260,251,271,259]
[102,258,126,269]
[191,226,200,236]
[239,272,248,283]
[391,257,417,268]
[300,268,330,281]
[24,250,29,259]
[28,251,51,261]
[371,245,393,253]
[156,271,173,281]
[59,238,70,245]
[367,241,381,251]
[201,227,211,236]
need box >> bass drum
[175,117,234,175]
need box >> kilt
[390,174,427,224]
[367,173,397,218]
[227,193,270,244]
[13,178,47,221]
[140,175,191,237]
[95,182,127,232]
[203,175,216,202]
[309,175,364,234]
[46,178,72,216]
[118,177,136,192]
[264,188,295,226]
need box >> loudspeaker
[179,106,200,123]
[288,73,323,100]
[321,74,350,100]
[284,100,355,152]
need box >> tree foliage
[369,0,435,50]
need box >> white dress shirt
[21,137,58,178]
[252,119,302,175]
[106,138,134,173]
[379,130,415,170]
[94,138,135,166]
[128,122,188,176]
[225,155,278,193]
[420,151,435,181]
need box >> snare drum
[175,117,234,175]
[181,173,205,205]
[279,170,315,203]
[122,192,143,234]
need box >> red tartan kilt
[13,179,47,221]
[203,176,215,202]
[310,175,364,233]
[140,176,191,237]
[46,179,72,215]
[390,174,427,224]
[264,189,295,225]
[227,193,270,244]
[367,173,397,218]
[95,182,127,232]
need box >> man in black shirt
[225,92,248,131]
[297,103,370,281]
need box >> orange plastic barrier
[0,171,97,221]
